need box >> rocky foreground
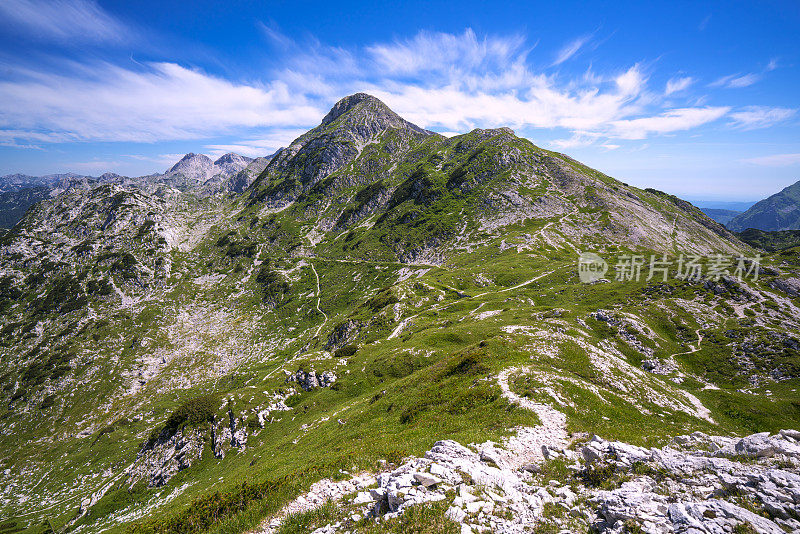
[257,428,800,534]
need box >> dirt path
[389,269,555,339]
[253,366,570,534]
[310,262,328,340]
[495,367,569,466]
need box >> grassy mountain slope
[1,95,798,534]
[736,228,800,252]
[728,179,800,231]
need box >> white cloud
[550,134,600,150]
[552,35,591,66]
[68,159,121,172]
[710,73,760,88]
[0,62,324,143]
[729,106,796,129]
[609,107,729,139]
[742,153,800,167]
[367,29,526,76]
[665,76,694,95]
[0,0,128,43]
[204,128,309,158]
[2,27,787,155]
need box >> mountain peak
[167,153,214,180]
[214,153,252,166]
[320,93,385,126]
[314,92,431,140]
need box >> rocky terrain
[0,94,798,534]
[0,152,261,228]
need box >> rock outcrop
[262,429,800,534]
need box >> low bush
[334,345,358,358]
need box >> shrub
[39,394,55,410]
[334,345,358,358]
[112,253,138,279]
[441,349,489,378]
[578,462,617,487]
[256,267,290,305]
[164,394,217,433]
[365,289,398,312]
[136,220,156,239]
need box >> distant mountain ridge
[701,208,742,225]
[0,152,271,227]
[727,179,800,231]
[166,152,253,182]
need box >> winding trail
[389,269,556,339]
[495,366,569,466]
[253,365,569,534]
[309,262,328,339]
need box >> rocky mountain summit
[0,152,261,228]
[1,94,798,534]
[166,152,253,183]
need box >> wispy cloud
[204,128,309,158]
[0,0,129,43]
[68,159,121,172]
[710,73,760,88]
[710,59,780,90]
[665,76,694,95]
[552,34,591,66]
[729,106,796,129]
[742,153,800,167]
[367,29,527,75]
[609,107,729,140]
[0,62,324,143]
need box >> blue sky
[0,0,798,200]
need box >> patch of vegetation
[334,345,358,358]
[359,500,459,534]
[136,220,156,239]
[256,266,290,306]
[112,253,138,279]
[737,228,800,252]
[147,395,217,447]
[577,462,618,488]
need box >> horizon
[0,1,799,202]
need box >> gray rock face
[249,94,434,209]
[641,359,678,375]
[167,153,215,181]
[587,431,800,533]
[286,369,337,391]
[286,429,800,534]
[770,276,800,297]
[213,153,253,176]
[126,428,204,488]
[166,152,253,184]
